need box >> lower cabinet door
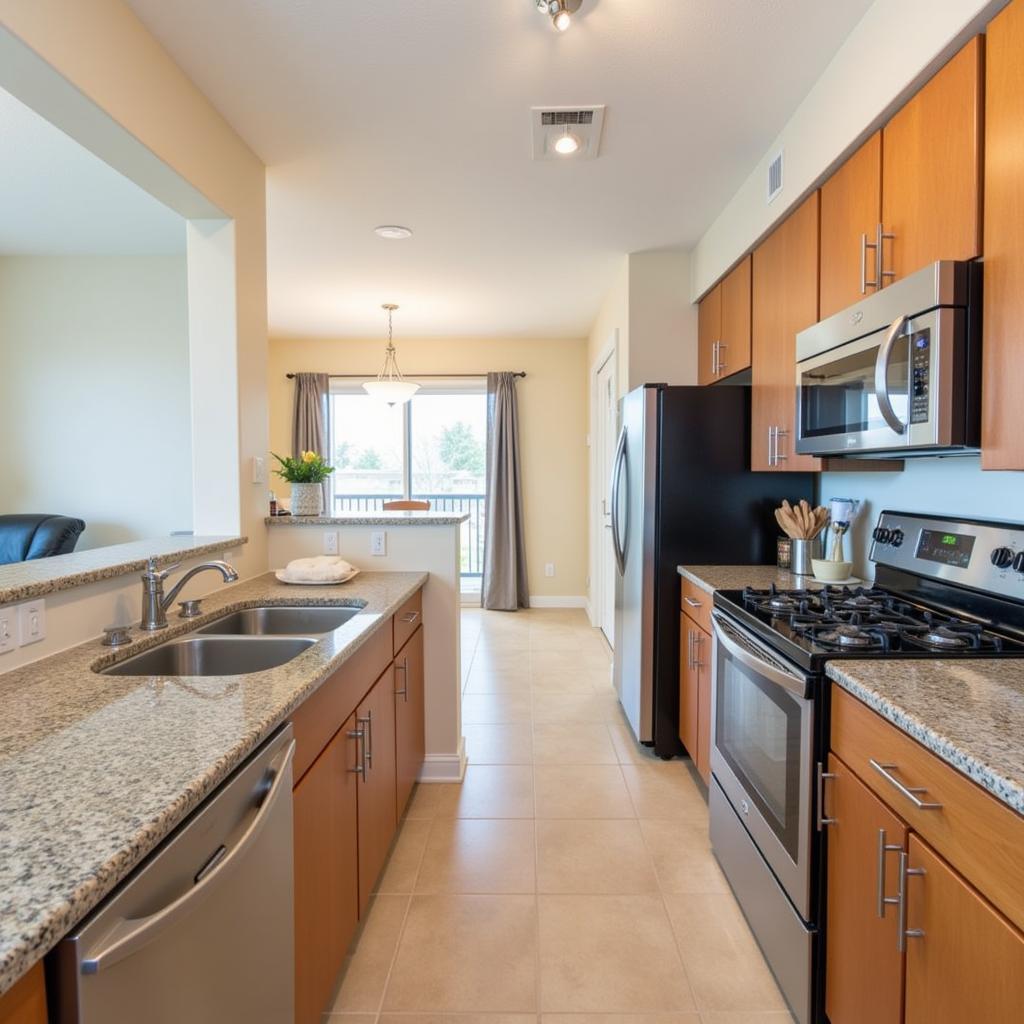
[357,666,398,914]
[905,834,1024,1024]
[0,962,47,1024]
[694,628,711,785]
[394,625,425,816]
[293,715,360,1024]
[679,615,700,760]
[824,752,906,1024]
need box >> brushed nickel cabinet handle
[395,657,409,702]
[683,596,703,608]
[816,762,836,830]
[896,851,926,952]
[870,759,943,810]
[400,610,420,624]
[347,729,365,774]
[877,828,903,918]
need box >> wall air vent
[766,150,784,203]
[531,105,605,160]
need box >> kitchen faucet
[140,558,239,631]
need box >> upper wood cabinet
[751,193,821,472]
[982,0,1024,469]
[904,835,1024,1024]
[824,752,906,1024]
[819,132,882,318]
[395,625,425,816]
[881,36,983,283]
[697,255,751,385]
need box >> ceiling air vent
[766,150,784,203]
[531,105,605,160]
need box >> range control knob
[991,547,1014,569]
[1014,551,1024,575]
[890,529,904,548]
[873,527,892,544]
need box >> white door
[595,353,617,646]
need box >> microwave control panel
[910,329,931,424]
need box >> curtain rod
[285,371,526,380]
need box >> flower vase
[291,482,324,517]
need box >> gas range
[714,511,1024,673]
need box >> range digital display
[916,529,975,569]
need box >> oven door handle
[874,314,910,436]
[711,613,811,700]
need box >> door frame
[589,331,618,639]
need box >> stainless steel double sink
[102,605,361,677]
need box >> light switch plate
[18,599,46,646]
[251,455,267,484]
[323,530,339,555]
[370,531,387,557]
[545,562,555,577]
[0,609,15,654]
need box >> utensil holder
[791,537,824,576]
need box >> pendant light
[363,303,419,406]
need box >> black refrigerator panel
[651,384,816,758]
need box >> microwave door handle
[711,613,810,699]
[874,314,910,435]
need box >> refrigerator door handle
[610,426,628,575]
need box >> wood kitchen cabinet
[0,963,46,1024]
[697,255,751,385]
[293,715,360,1024]
[982,0,1024,469]
[904,835,1024,1024]
[356,666,398,914]
[751,192,820,472]
[678,607,711,784]
[394,624,425,816]
[824,752,906,1024]
[819,132,882,319]
[881,36,983,283]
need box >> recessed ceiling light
[374,225,413,240]
[553,9,572,31]
[554,131,580,155]
[535,0,582,33]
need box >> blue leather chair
[0,514,87,565]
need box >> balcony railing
[332,492,486,577]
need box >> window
[330,380,487,589]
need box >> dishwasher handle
[80,737,296,975]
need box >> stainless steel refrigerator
[611,383,815,758]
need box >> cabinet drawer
[291,623,392,783]
[680,578,712,634]
[393,588,423,656]
[831,684,1024,933]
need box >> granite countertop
[266,512,469,526]
[0,535,247,607]
[826,660,1024,816]
[677,564,866,593]
[0,570,426,997]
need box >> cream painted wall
[0,254,192,549]
[691,0,1004,298]
[268,336,589,600]
[0,0,269,584]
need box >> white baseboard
[418,737,467,783]
[528,595,588,608]
[585,598,596,625]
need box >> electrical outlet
[323,530,339,555]
[370,531,387,557]
[545,562,555,577]
[18,599,46,646]
[0,608,15,655]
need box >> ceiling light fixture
[374,225,413,240]
[363,304,419,406]
[536,0,582,33]
[554,127,580,155]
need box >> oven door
[795,307,955,456]
[710,612,814,919]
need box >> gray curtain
[482,372,529,610]
[292,373,331,508]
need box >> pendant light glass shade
[363,303,419,406]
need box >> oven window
[800,330,916,439]
[716,652,804,859]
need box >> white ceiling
[125,0,872,338]
[0,87,185,255]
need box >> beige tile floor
[326,608,793,1024]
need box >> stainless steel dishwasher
[53,725,295,1024]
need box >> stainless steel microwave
[795,261,981,458]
